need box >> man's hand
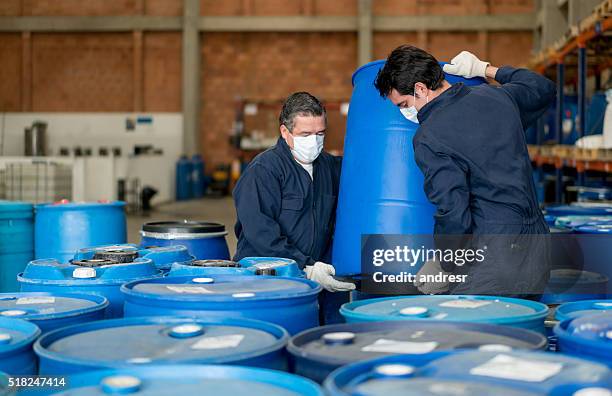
[305,262,356,292]
[443,51,490,79]
[413,260,450,295]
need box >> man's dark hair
[279,92,326,132]
[374,45,445,98]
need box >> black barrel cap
[191,260,239,268]
[141,221,225,234]
[94,249,139,263]
[255,267,277,276]
[72,259,118,268]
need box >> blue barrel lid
[546,204,612,217]
[556,300,612,321]
[340,295,548,324]
[36,201,125,211]
[0,317,40,356]
[564,312,612,342]
[554,215,612,229]
[575,222,612,234]
[122,275,321,302]
[34,316,288,369]
[0,200,33,213]
[547,269,609,285]
[0,292,108,322]
[20,257,160,283]
[75,244,193,267]
[49,365,323,395]
[324,351,611,396]
[289,321,546,367]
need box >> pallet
[595,0,612,18]
[551,145,575,159]
[539,145,555,157]
[575,147,612,161]
[527,145,540,159]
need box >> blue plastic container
[332,60,487,276]
[18,257,160,318]
[176,155,193,201]
[545,204,612,218]
[324,350,612,396]
[540,269,609,304]
[75,243,194,273]
[544,214,556,226]
[0,201,34,293]
[0,317,40,375]
[554,215,612,229]
[35,201,127,263]
[0,372,13,396]
[122,275,321,335]
[556,300,612,322]
[555,312,612,366]
[340,295,549,334]
[31,365,323,396]
[140,221,230,260]
[191,154,206,198]
[0,292,107,333]
[35,316,289,374]
[288,320,546,383]
[169,257,303,278]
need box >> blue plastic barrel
[191,154,206,198]
[122,275,321,335]
[140,221,230,260]
[340,295,549,334]
[0,372,13,396]
[75,243,194,274]
[0,201,34,293]
[176,155,193,201]
[544,214,556,226]
[18,257,160,318]
[35,365,323,395]
[555,215,612,229]
[35,316,289,374]
[332,60,487,276]
[0,292,107,333]
[288,320,546,383]
[169,257,302,278]
[324,350,612,396]
[555,312,612,366]
[545,204,612,217]
[0,317,40,375]
[540,269,609,304]
[35,201,127,263]
[556,300,612,322]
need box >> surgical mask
[400,106,419,124]
[291,134,324,164]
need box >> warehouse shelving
[528,0,611,203]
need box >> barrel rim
[339,295,549,324]
[35,201,126,210]
[0,292,109,321]
[17,271,163,286]
[121,274,322,303]
[288,320,547,367]
[0,317,41,356]
[42,364,323,395]
[554,312,612,354]
[141,221,226,235]
[555,299,612,321]
[34,316,290,368]
[0,200,33,213]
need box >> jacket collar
[417,83,469,123]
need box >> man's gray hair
[279,92,327,132]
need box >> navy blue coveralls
[413,66,556,295]
[233,137,341,268]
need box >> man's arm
[233,164,315,268]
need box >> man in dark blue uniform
[233,92,355,293]
[375,47,555,296]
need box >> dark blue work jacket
[414,66,556,295]
[233,137,341,268]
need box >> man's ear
[280,124,290,139]
[415,82,428,97]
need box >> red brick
[428,32,485,62]
[145,0,182,16]
[0,0,22,16]
[490,0,534,14]
[489,31,533,67]
[314,0,356,15]
[143,32,181,111]
[374,32,419,60]
[201,0,243,15]
[23,0,137,16]
[0,34,22,111]
[251,0,304,16]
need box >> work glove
[304,262,356,292]
[443,51,489,79]
[413,260,450,295]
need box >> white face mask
[291,134,324,164]
[400,86,429,124]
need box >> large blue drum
[140,221,230,260]
[332,60,486,276]
[35,316,289,374]
[18,257,160,318]
[32,365,323,395]
[288,320,546,383]
[0,292,107,333]
[122,275,321,335]
[555,300,612,322]
[169,257,302,278]
[555,312,612,366]
[35,201,127,263]
[0,201,34,293]
[0,317,40,375]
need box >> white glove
[304,262,356,292]
[443,51,489,79]
[413,260,450,295]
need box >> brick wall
[0,0,535,167]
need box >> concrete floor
[126,197,238,256]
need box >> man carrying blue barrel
[374,46,554,296]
